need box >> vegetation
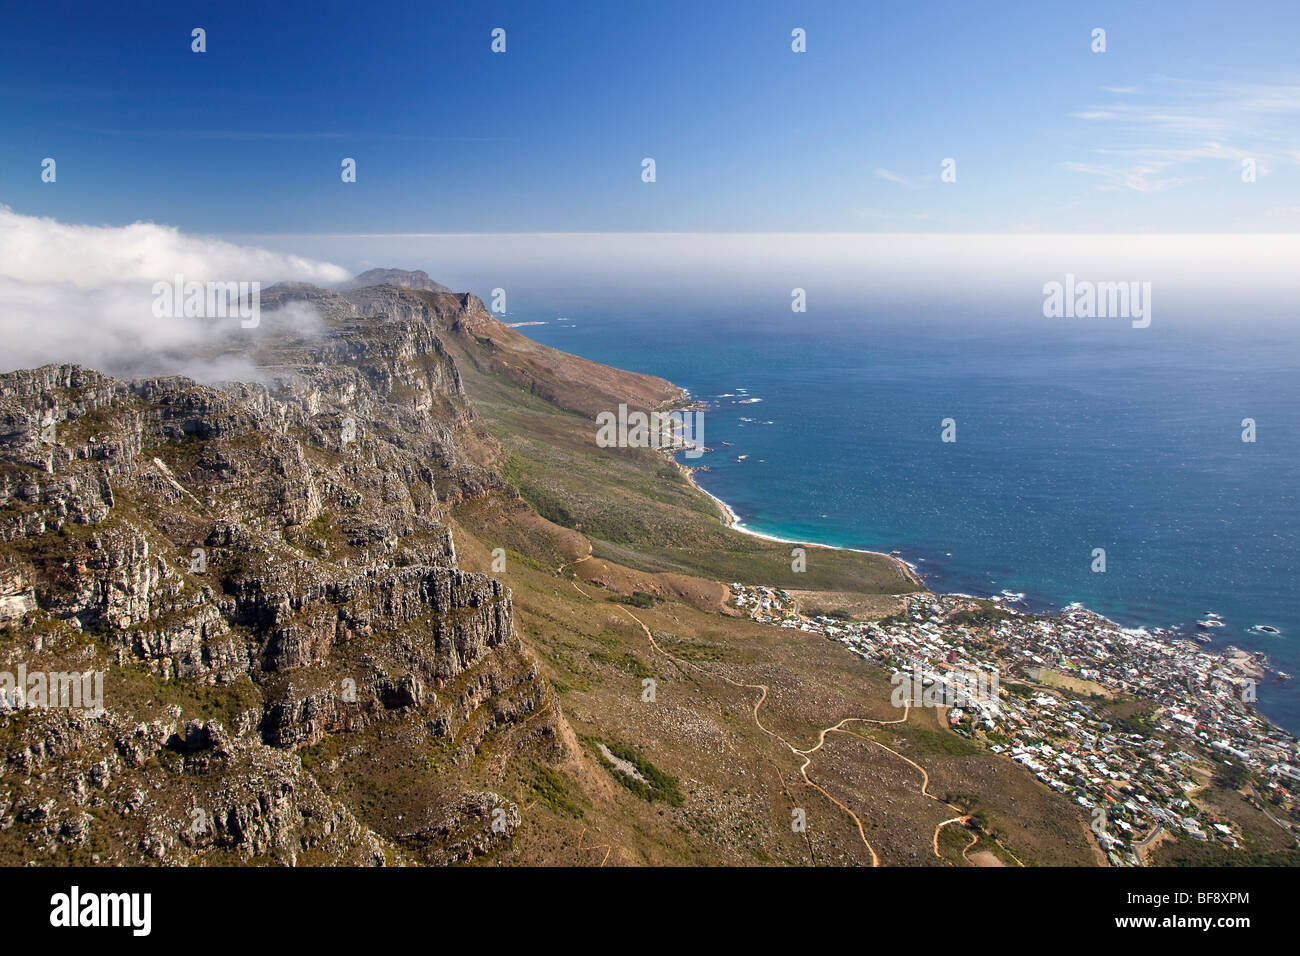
[449,326,918,595]
[527,765,586,818]
[582,735,684,806]
[1214,761,1252,789]
[912,728,984,757]
[588,650,655,679]
[946,602,1018,628]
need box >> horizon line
[228,231,1300,239]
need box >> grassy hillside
[412,297,1104,866]
[436,299,917,594]
[446,507,1100,866]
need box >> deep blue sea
[500,297,1300,734]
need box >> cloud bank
[254,231,1300,327]
[0,206,350,381]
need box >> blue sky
[2,0,1298,234]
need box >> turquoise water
[507,300,1300,734]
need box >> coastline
[672,454,1298,740]
[674,460,924,589]
[639,383,1296,737]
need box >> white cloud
[0,207,349,381]
[1065,77,1300,192]
[1062,160,1199,193]
[873,168,932,190]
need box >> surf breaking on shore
[674,460,922,588]
[678,454,1299,748]
[672,454,1287,687]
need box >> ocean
[502,298,1300,735]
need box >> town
[730,582,1300,865]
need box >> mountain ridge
[4,269,1279,867]
[0,278,560,864]
[335,267,452,294]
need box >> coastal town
[729,583,1300,865]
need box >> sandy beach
[674,459,923,589]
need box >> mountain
[0,285,556,864]
[0,276,1092,867]
[0,274,767,866]
[336,268,452,294]
[4,271,1282,867]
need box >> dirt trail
[573,577,889,864]
[555,546,594,574]
[576,826,612,866]
[563,573,1015,867]
[933,815,972,857]
[834,727,936,797]
[832,722,974,861]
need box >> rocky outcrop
[0,278,559,865]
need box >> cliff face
[0,283,556,865]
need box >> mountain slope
[0,273,1174,867]
[0,291,557,864]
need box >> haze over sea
[259,234,1300,735]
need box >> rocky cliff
[0,281,559,865]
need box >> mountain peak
[338,268,452,294]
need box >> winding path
[933,815,972,857]
[561,568,1016,866]
[576,826,612,867]
[571,576,897,864]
